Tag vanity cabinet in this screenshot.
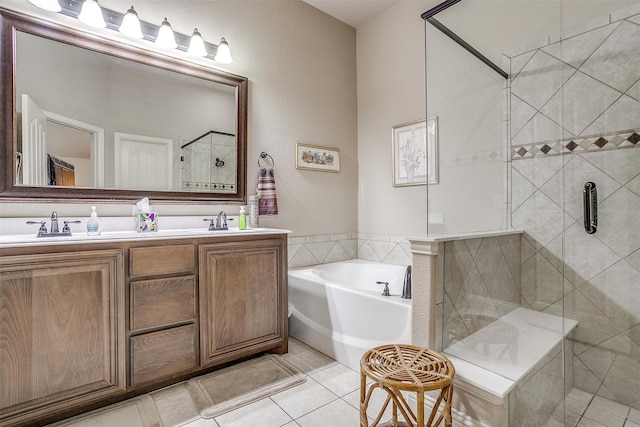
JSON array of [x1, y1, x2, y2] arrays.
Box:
[[0, 249, 126, 426], [199, 237, 288, 367], [0, 231, 287, 426]]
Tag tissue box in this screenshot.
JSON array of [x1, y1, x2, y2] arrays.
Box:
[[137, 212, 158, 232]]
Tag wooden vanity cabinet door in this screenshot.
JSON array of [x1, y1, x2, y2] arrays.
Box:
[[199, 237, 287, 366], [0, 249, 125, 426]]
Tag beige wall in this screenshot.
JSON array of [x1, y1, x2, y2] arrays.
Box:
[[0, 0, 358, 237], [356, 1, 435, 237]]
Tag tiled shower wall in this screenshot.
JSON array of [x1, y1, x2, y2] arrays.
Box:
[[440, 235, 521, 349], [509, 5, 640, 409], [287, 233, 411, 269]]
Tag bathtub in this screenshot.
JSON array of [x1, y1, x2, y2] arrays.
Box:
[[288, 260, 411, 371]]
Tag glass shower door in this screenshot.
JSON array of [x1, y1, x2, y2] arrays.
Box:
[[559, 3, 640, 425], [425, 1, 640, 426]]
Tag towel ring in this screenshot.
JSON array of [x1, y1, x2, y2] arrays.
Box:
[[258, 152, 274, 168]]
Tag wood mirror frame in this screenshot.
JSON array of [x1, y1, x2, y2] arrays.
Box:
[[0, 8, 248, 203]]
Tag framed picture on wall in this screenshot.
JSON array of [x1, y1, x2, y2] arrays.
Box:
[[392, 117, 438, 186], [295, 143, 341, 172]]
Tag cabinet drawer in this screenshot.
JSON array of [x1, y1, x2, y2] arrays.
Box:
[[130, 276, 195, 331], [130, 245, 194, 278], [130, 324, 196, 387]]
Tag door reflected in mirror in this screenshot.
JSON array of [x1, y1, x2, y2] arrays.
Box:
[[47, 121, 92, 187]]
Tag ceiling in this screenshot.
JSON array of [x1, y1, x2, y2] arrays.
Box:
[[302, 0, 401, 28]]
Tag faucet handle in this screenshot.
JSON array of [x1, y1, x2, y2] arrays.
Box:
[[376, 281, 390, 297], [26, 220, 47, 236], [62, 220, 81, 234], [203, 218, 216, 231]]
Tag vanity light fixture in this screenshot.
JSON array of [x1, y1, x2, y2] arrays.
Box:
[[77, 0, 106, 28], [214, 38, 233, 64], [155, 17, 177, 49], [25, 0, 233, 63], [119, 6, 143, 39], [187, 28, 208, 57], [28, 0, 61, 12]]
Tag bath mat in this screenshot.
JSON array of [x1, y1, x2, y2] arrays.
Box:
[[49, 394, 162, 427], [186, 354, 306, 418]]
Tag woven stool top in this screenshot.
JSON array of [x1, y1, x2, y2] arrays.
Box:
[[361, 344, 455, 392]]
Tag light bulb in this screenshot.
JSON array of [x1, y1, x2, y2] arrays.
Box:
[[119, 6, 143, 39], [187, 28, 208, 57], [28, 0, 61, 12], [155, 17, 177, 49], [214, 38, 233, 64], [78, 0, 106, 28]]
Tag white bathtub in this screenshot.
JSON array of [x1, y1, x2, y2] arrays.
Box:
[[288, 260, 411, 371]]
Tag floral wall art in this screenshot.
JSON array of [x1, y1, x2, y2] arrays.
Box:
[[295, 143, 341, 172], [392, 117, 438, 186]]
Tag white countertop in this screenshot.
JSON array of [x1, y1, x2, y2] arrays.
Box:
[[408, 229, 523, 243], [0, 226, 291, 248]]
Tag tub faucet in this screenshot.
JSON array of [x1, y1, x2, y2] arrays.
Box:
[[402, 265, 412, 299]]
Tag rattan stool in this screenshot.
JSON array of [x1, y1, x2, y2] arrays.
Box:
[[360, 344, 455, 427]]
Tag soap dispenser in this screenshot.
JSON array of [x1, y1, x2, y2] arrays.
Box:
[[238, 206, 247, 230], [87, 206, 101, 236]]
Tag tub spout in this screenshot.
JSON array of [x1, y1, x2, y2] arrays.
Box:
[[402, 265, 412, 299]]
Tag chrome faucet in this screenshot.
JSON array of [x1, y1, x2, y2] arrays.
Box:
[[204, 211, 229, 231], [50, 211, 59, 234], [401, 265, 412, 299], [26, 211, 80, 237], [216, 211, 227, 229]]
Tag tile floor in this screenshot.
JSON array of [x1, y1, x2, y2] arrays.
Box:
[[47, 337, 640, 427], [558, 388, 640, 427], [48, 338, 391, 427]]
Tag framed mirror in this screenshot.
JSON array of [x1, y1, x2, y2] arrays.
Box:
[[0, 8, 248, 203]]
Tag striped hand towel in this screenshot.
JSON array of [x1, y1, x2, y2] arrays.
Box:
[[256, 168, 278, 215]]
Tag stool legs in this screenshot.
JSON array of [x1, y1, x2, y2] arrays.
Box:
[[417, 392, 424, 427], [360, 372, 369, 427], [360, 382, 454, 427], [425, 385, 454, 427]]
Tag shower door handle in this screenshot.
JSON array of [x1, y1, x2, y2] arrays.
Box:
[[583, 182, 597, 234]]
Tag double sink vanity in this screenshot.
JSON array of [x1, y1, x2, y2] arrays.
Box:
[[0, 5, 283, 425], [0, 225, 289, 426]]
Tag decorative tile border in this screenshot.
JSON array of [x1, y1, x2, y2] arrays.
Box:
[[182, 181, 236, 192], [453, 149, 503, 166], [512, 129, 640, 160]]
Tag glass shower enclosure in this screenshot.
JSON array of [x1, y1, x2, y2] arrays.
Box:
[[180, 130, 237, 193], [424, 1, 640, 425]]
